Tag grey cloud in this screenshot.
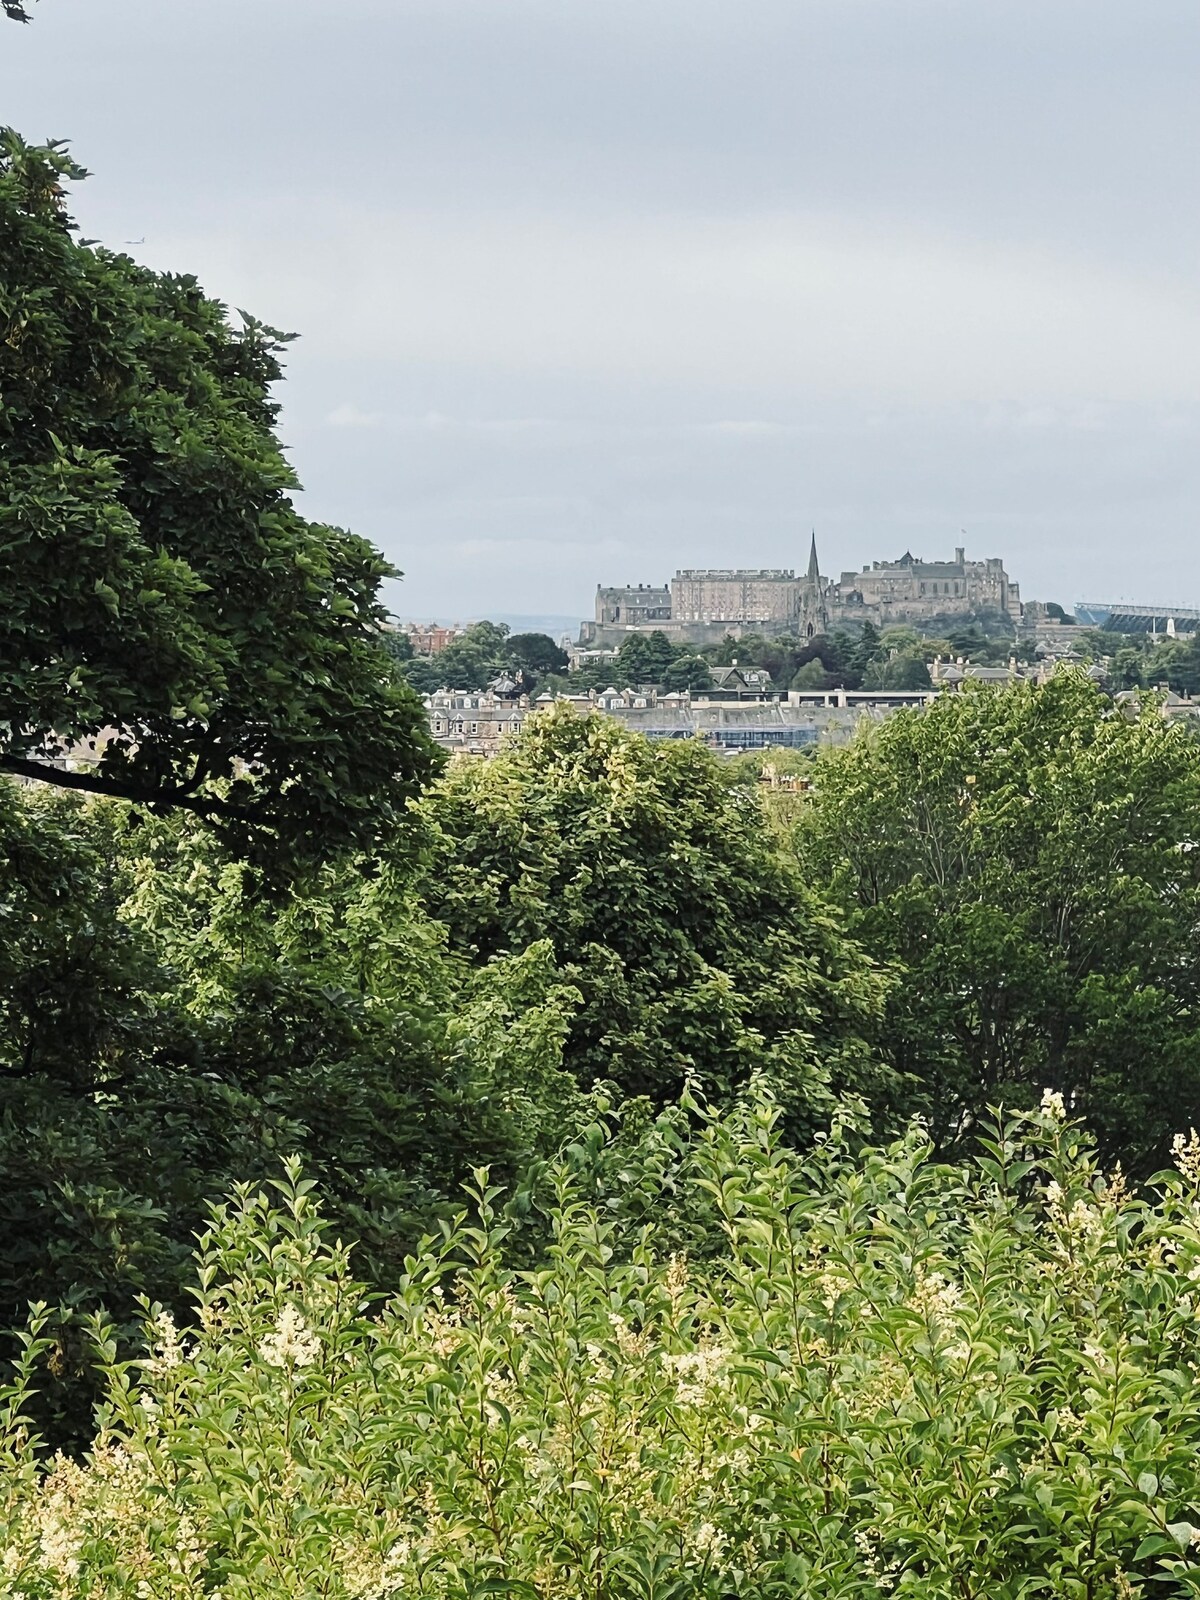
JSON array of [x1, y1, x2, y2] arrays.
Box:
[[5, 0, 1199, 618]]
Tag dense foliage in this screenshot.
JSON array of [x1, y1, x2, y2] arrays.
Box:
[[420, 705, 888, 1120], [0, 785, 584, 1442], [1089, 628, 1200, 697], [0, 133, 438, 867], [10, 1099, 1200, 1596], [562, 620, 1034, 696], [795, 673, 1200, 1166], [400, 622, 568, 695]]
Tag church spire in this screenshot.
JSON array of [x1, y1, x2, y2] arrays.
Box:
[[806, 530, 820, 583]]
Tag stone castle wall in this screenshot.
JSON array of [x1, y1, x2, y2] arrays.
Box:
[[587, 548, 1019, 641]]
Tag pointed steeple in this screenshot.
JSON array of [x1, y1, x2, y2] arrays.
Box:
[[806, 530, 820, 583]]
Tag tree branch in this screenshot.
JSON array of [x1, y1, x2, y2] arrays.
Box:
[[0, 753, 249, 821]]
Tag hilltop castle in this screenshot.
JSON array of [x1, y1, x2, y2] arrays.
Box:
[[580, 538, 1021, 645]]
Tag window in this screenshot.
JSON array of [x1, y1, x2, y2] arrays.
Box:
[[469, 721, 479, 735]]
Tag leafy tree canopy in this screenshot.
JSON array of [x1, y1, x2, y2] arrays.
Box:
[[861, 653, 933, 691], [506, 631, 569, 676], [790, 657, 829, 690], [419, 706, 890, 1126], [0, 781, 582, 1442], [0, 134, 439, 867], [400, 622, 566, 694], [616, 629, 679, 686], [795, 672, 1200, 1165], [663, 653, 714, 693]]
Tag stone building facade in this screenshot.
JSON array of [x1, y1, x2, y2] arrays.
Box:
[[830, 547, 1020, 626], [586, 536, 828, 645], [593, 584, 672, 627], [425, 689, 528, 756], [671, 569, 797, 626], [582, 539, 1018, 645]]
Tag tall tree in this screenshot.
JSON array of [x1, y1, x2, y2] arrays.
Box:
[[0, 134, 439, 867], [420, 705, 889, 1127], [506, 632, 569, 677], [663, 653, 713, 692], [618, 630, 678, 685], [794, 673, 1200, 1166], [0, 783, 582, 1444]]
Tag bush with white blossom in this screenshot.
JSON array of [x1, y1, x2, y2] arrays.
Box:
[[6, 1097, 1200, 1596]]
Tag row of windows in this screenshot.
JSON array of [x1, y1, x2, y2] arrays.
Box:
[[432, 719, 523, 736], [676, 611, 776, 623]]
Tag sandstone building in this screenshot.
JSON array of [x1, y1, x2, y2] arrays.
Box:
[[583, 538, 1020, 645], [832, 547, 1019, 627]]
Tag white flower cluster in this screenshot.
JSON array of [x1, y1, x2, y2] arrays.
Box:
[[1043, 1181, 1105, 1244], [133, 1512, 208, 1596], [35, 1454, 86, 1585], [908, 1267, 963, 1329], [663, 1343, 729, 1406], [853, 1526, 901, 1592], [1174, 1129, 1200, 1185], [692, 1520, 727, 1562], [340, 1538, 413, 1600], [259, 1303, 321, 1369], [1040, 1088, 1067, 1121], [144, 1310, 185, 1379], [818, 1267, 855, 1313]]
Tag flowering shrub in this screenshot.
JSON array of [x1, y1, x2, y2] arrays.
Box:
[[7, 1097, 1200, 1596]]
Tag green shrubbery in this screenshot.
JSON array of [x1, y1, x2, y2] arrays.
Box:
[[7, 1097, 1200, 1596], [6, 680, 1200, 1453]]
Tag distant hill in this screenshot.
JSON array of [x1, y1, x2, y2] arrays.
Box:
[[489, 614, 582, 639]]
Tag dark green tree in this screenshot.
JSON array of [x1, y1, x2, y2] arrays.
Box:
[[946, 624, 991, 660], [401, 620, 512, 693], [1148, 634, 1200, 697], [379, 627, 415, 664], [663, 653, 714, 693], [0, 134, 439, 868], [617, 630, 679, 685], [847, 621, 883, 677], [1107, 645, 1146, 692], [790, 657, 830, 690], [861, 654, 933, 691], [0, 782, 582, 1443], [506, 632, 569, 677], [795, 673, 1200, 1167]]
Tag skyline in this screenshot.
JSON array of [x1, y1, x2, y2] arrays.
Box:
[[6, 0, 1200, 617]]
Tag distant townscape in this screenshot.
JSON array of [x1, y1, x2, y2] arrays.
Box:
[[390, 538, 1200, 761]]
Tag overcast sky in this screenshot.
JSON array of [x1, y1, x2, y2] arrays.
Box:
[[7, 0, 1200, 623]]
